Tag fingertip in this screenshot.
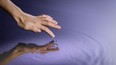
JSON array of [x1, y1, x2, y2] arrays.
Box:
[[52, 35, 55, 38], [48, 32, 55, 38], [50, 20, 58, 25], [54, 20, 58, 24], [55, 25, 61, 30], [33, 28, 41, 33], [42, 14, 47, 17], [37, 29, 41, 33], [58, 26, 61, 29], [54, 22, 58, 24], [40, 25, 56, 38]]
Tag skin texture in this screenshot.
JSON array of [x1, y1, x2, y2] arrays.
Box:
[[0, 40, 59, 65], [0, 0, 61, 38]]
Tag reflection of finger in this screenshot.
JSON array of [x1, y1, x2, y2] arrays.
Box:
[[42, 21, 61, 29], [39, 51, 48, 54], [47, 48, 59, 52], [31, 48, 37, 54], [40, 25, 55, 38]]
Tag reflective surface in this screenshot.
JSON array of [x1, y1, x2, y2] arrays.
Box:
[[0, 40, 59, 65], [0, 33, 109, 65], [0, 0, 115, 65]]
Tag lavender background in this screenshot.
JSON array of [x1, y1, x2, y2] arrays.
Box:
[[0, 0, 116, 65]]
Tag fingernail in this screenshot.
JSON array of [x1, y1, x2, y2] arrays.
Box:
[[38, 30, 41, 32], [57, 26, 61, 29], [54, 20, 58, 24], [52, 35, 55, 38]]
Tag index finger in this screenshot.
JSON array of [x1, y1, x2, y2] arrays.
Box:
[[40, 25, 55, 38]]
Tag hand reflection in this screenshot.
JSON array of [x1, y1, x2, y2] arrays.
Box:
[[0, 40, 59, 65], [12, 40, 59, 55]]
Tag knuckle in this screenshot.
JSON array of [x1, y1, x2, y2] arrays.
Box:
[[46, 21, 50, 25], [43, 21, 48, 24], [43, 27, 48, 31]]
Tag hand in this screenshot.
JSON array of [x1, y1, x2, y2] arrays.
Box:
[[0, 0, 61, 38], [14, 13, 61, 38]]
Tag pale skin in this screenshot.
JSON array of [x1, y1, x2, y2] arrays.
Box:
[[0, 41, 59, 65], [0, 0, 60, 65], [0, 0, 61, 38]]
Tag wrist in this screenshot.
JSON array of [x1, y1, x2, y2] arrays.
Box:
[[12, 9, 24, 23], [0, 0, 24, 23]]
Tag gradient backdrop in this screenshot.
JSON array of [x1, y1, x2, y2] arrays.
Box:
[[0, 0, 116, 65]]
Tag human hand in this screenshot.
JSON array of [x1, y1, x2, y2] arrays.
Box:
[[0, 0, 61, 38], [14, 13, 61, 38]]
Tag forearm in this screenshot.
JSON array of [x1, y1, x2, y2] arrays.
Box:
[[0, 0, 23, 19]]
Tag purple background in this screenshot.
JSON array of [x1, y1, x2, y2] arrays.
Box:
[[0, 0, 116, 65]]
